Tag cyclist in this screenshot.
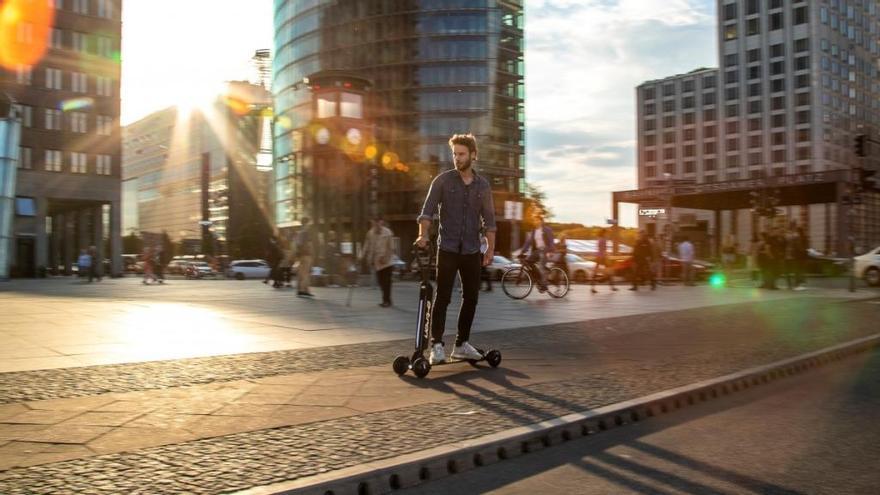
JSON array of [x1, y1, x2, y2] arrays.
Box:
[[417, 133, 496, 365], [520, 212, 556, 292]]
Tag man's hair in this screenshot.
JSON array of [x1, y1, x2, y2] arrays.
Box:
[[448, 133, 478, 156]]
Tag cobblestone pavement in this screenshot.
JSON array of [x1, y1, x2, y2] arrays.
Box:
[[0, 297, 877, 494]]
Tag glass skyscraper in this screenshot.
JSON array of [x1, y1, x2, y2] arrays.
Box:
[[272, 0, 524, 252]]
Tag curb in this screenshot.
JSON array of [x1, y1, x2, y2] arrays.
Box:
[[232, 333, 880, 495]]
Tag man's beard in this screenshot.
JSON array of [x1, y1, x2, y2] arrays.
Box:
[[454, 157, 472, 171]]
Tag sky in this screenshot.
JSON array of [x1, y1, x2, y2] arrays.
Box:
[[120, 0, 718, 228]]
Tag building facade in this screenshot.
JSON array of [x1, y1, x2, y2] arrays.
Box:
[[0, 0, 123, 277], [122, 82, 274, 259], [272, 0, 525, 254], [620, 0, 880, 257]]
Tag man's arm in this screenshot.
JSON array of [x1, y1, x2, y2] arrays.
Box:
[[480, 180, 497, 265], [483, 231, 495, 266], [416, 175, 443, 248]]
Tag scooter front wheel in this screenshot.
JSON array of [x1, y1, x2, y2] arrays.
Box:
[[486, 350, 502, 368], [392, 356, 410, 376]]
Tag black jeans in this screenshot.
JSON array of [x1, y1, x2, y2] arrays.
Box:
[[376, 265, 393, 304], [431, 250, 481, 347]]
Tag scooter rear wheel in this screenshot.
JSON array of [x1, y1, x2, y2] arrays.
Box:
[[392, 356, 410, 376], [412, 357, 431, 378], [486, 350, 502, 368]]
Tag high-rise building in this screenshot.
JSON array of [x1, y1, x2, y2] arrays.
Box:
[[0, 0, 123, 277], [616, 0, 880, 257], [272, 0, 525, 253], [122, 81, 274, 258]]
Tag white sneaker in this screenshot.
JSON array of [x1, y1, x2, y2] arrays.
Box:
[[429, 343, 446, 364], [451, 341, 483, 360]]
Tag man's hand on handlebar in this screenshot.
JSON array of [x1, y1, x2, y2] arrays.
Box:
[[415, 235, 429, 249]]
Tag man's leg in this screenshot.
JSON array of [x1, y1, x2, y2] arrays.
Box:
[[455, 252, 482, 346], [431, 250, 457, 344], [378, 266, 392, 304], [299, 256, 312, 293]]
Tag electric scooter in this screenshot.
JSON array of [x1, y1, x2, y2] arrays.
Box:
[[392, 243, 502, 378]]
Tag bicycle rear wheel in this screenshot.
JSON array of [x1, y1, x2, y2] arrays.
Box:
[[546, 267, 570, 298], [501, 267, 532, 299]]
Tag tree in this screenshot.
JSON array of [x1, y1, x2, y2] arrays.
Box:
[[524, 182, 553, 226], [122, 231, 143, 254]]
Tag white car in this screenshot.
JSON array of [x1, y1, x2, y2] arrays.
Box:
[[227, 259, 271, 280], [486, 255, 514, 280], [559, 253, 597, 283], [855, 246, 880, 287]]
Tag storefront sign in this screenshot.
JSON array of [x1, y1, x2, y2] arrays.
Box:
[[638, 208, 666, 217]]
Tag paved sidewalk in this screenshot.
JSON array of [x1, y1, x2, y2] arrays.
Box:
[[0, 296, 877, 494], [1, 277, 875, 372]]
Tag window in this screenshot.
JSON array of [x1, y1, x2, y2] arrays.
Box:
[[772, 96, 786, 110], [772, 149, 787, 162], [703, 75, 716, 88], [643, 87, 656, 100], [97, 115, 113, 135], [645, 135, 656, 146], [796, 147, 811, 160], [772, 132, 785, 145], [769, 12, 783, 31], [71, 71, 87, 93], [771, 114, 786, 127], [793, 6, 808, 25], [683, 113, 695, 125], [747, 18, 760, 36], [746, 0, 759, 15], [726, 103, 739, 117], [748, 100, 762, 114], [702, 92, 716, 105], [770, 44, 785, 58], [11, 104, 32, 127], [45, 108, 62, 130], [795, 74, 810, 88], [663, 116, 676, 128], [71, 32, 87, 53], [18, 147, 32, 169], [97, 0, 113, 19], [97, 37, 113, 58], [704, 142, 716, 154], [340, 92, 362, 118], [663, 100, 675, 112], [684, 145, 695, 157], [704, 125, 716, 138], [726, 138, 739, 152], [796, 129, 811, 142], [796, 110, 810, 124], [96, 76, 113, 96], [748, 82, 761, 97], [317, 94, 337, 118], [770, 61, 784, 76], [725, 70, 738, 84], [50, 28, 63, 49], [45, 68, 62, 89], [725, 53, 739, 67], [645, 166, 656, 177], [663, 131, 675, 144], [771, 79, 785, 92], [748, 135, 762, 148], [748, 65, 761, 79], [663, 148, 676, 160], [723, 3, 737, 21], [70, 152, 87, 173], [748, 152, 762, 166], [645, 120, 656, 131], [96, 155, 112, 175], [15, 64, 33, 85], [726, 87, 739, 100], [726, 155, 740, 167], [45, 150, 62, 172], [794, 38, 809, 53], [645, 150, 656, 161], [724, 24, 738, 40], [726, 121, 739, 134], [704, 158, 716, 171], [748, 118, 761, 131], [683, 129, 696, 141], [795, 92, 810, 106], [662, 83, 674, 97], [664, 163, 676, 175], [682, 80, 695, 92], [70, 112, 87, 133], [15, 197, 36, 216], [682, 96, 694, 109], [72, 0, 88, 14], [644, 103, 655, 115], [747, 48, 761, 62], [795, 56, 809, 71], [685, 161, 695, 174], [703, 108, 716, 121]]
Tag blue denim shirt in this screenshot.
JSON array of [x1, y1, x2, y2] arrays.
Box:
[[418, 169, 497, 255]]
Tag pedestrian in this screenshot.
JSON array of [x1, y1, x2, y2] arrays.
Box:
[[87, 245, 102, 282], [417, 133, 496, 365], [649, 234, 663, 287], [591, 228, 617, 293], [278, 237, 294, 288], [264, 236, 283, 288], [154, 247, 166, 283], [678, 235, 695, 286], [324, 231, 342, 288], [363, 217, 395, 307], [747, 235, 760, 284], [758, 232, 777, 289], [629, 230, 655, 290], [295, 218, 315, 297], [769, 227, 786, 289], [721, 234, 737, 286], [786, 224, 808, 290], [77, 248, 92, 282], [142, 246, 159, 284], [555, 233, 569, 281]]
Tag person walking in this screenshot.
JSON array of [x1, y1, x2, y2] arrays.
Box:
[[141, 246, 159, 284], [678, 235, 695, 286], [363, 218, 395, 307], [154, 247, 167, 284], [591, 228, 617, 293], [324, 231, 342, 288], [278, 237, 294, 288], [264, 236, 283, 288], [758, 232, 777, 289], [721, 234, 737, 287], [87, 245, 102, 282], [747, 235, 761, 285], [295, 218, 315, 297], [77, 248, 92, 282], [417, 133, 496, 365], [629, 231, 655, 290]]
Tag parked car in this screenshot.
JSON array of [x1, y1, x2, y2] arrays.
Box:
[[854, 246, 880, 286], [613, 255, 714, 281], [557, 253, 597, 283], [804, 249, 848, 276], [486, 255, 514, 280], [184, 261, 217, 279], [165, 259, 190, 275], [226, 259, 271, 280]]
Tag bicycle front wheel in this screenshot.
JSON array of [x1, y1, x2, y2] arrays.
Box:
[[546, 267, 570, 298], [501, 267, 532, 299]]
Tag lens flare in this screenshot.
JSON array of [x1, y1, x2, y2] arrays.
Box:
[[61, 97, 94, 112], [364, 145, 378, 160], [709, 272, 726, 288], [0, 0, 55, 69]]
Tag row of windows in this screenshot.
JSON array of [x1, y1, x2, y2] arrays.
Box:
[[18, 147, 113, 175], [641, 74, 716, 100], [645, 126, 812, 147], [645, 137, 812, 160], [416, 13, 488, 34], [645, 105, 813, 131], [645, 163, 812, 179], [645, 146, 813, 167], [416, 90, 487, 111], [48, 0, 115, 19], [722, 2, 809, 41], [11, 65, 115, 96], [416, 65, 489, 86], [11, 105, 115, 135], [417, 39, 488, 60], [16, 24, 116, 57]]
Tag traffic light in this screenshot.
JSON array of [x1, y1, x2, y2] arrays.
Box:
[[854, 134, 867, 157]]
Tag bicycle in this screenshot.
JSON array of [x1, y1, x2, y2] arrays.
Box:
[[501, 256, 570, 299]]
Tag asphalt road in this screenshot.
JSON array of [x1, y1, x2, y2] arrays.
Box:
[[401, 347, 880, 495]]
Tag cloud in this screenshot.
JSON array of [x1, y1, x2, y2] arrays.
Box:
[[525, 0, 716, 226]]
